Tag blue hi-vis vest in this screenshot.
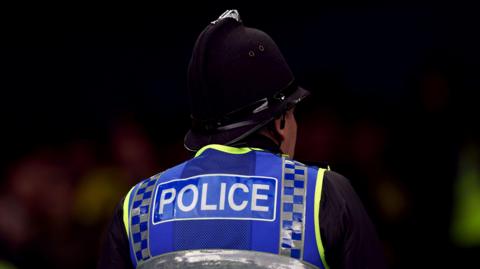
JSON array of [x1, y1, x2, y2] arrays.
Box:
[[123, 145, 328, 269]]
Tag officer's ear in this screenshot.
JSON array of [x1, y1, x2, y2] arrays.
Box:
[[274, 108, 297, 157], [273, 110, 293, 142]]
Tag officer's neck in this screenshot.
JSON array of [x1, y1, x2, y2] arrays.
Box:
[[230, 133, 282, 154]]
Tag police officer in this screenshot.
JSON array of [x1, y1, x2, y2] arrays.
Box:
[[98, 10, 387, 269]]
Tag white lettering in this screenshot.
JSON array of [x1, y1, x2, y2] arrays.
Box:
[[201, 183, 217, 210], [252, 184, 269, 212], [177, 184, 198, 212], [159, 188, 176, 214], [229, 183, 249, 211], [219, 182, 226, 210]]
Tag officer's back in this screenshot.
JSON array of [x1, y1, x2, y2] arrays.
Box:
[[98, 10, 387, 269]]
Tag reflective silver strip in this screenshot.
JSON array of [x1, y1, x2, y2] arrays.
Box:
[[279, 157, 308, 260], [130, 173, 162, 266]]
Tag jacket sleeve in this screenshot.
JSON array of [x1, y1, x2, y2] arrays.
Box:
[[97, 198, 134, 269], [320, 171, 387, 269]]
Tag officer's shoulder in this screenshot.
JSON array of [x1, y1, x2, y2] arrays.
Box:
[[133, 154, 206, 191], [126, 172, 162, 198], [321, 170, 359, 202], [297, 160, 353, 191], [149, 158, 193, 182]]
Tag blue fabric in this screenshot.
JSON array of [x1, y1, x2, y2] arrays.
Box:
[[284, 187, 294, 195], [127, 148, 325, 269], [291, 249, 301, 258], [294, 180, 304, 188]]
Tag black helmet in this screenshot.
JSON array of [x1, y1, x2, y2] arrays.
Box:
[[184, 10, 310, 151]]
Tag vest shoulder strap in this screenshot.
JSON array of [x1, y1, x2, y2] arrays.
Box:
[[314, 167, 329, 269], [123, 185, 136, 235], [123, 172, 164, 236]]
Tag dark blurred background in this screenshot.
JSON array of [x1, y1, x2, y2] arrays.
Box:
[[0, 3, 479, 269]]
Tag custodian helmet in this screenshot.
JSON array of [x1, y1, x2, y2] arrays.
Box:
[[184, 10, 310, 151]]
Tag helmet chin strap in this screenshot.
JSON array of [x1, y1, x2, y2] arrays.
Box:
[[280, 113, 286, 130]]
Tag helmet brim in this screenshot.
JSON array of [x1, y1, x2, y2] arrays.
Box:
[[184, 86, 310, 152]]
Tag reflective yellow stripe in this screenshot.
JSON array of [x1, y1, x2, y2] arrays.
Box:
[[194, 144, 263, 157], [314, 168, 329, 269], [123, 186, 136, 235]]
